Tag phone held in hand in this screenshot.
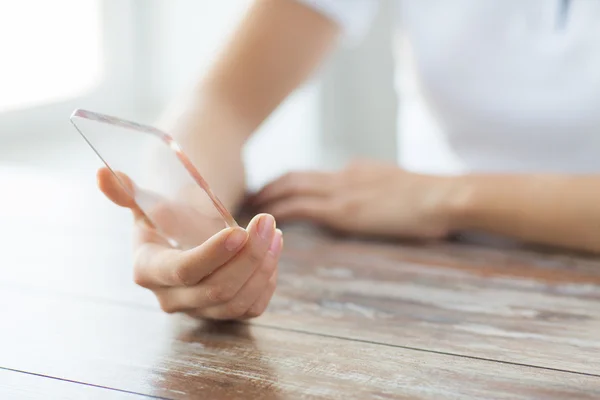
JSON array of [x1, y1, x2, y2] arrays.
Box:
[[70, 108, 237, 249]]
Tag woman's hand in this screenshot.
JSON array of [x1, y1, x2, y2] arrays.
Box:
[[253, 160, 461, 239], [97, 167, 282, 320]]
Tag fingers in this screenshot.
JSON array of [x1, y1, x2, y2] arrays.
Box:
[[97, 167, 146, 222], [199, 232, 281, 320], [243, 269, 278, 319], [153, 214, 278, 314], [97, 167, 135, 208], [133, 226, 249, 288], [260, 196, 333, 224], [252, 171, 332, 207], [98, 167, 187, 246]]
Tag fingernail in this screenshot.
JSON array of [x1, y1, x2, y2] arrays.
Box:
[[258, 214, 275, 240], [225, 228, 247, 251], [269, 229, 283, 255]]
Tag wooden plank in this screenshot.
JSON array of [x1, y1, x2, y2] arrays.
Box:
[[3, 216, 600, 376], [261, 225, 600, 375], [0, 369, 151, 399], [0, 288, 598, 400], [2, 168, 600, 375]]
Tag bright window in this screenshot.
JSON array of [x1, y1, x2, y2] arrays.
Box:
[[0, 0, 102, 112]]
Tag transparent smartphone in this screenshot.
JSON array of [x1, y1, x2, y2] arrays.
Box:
[[70, 109, 237, 249]]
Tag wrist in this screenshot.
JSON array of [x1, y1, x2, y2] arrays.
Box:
[[439, 174, 519, 234], [433, 174, 479, 234]]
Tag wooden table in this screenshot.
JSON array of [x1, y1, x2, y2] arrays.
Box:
[[1, 166, 599, 399]]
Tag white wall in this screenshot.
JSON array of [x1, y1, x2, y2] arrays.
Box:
[[0, 0, 141, 143], [133, 0, 398, 182], [318, 0, 398, 169], [134, 0, 322, 190], [0, 0, 396, 188]]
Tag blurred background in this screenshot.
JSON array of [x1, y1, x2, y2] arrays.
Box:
[[0, 0, 401, 298], [0, 0, 398, 192]]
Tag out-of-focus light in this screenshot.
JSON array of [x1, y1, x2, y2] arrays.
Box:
[[0, 0, 102, 112]]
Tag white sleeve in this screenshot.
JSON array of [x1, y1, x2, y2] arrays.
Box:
[[294, 0, 379, 44]]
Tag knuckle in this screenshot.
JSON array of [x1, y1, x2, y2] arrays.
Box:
[[156, 297, 178, 314], [260, 260, 277, 278], [206, 284, 235, 303], [132, 264, 149, 288], [205, 284, 223, 303], [336, 197, 360, 215], [174, 261, 194, 286], [245, 305, 265, 318], [247, 247, 266, 265], [225, 301, 248, 319], [160, 303, 178, 314]]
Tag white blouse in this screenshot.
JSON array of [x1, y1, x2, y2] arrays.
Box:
[[297, 0, 600, 174]]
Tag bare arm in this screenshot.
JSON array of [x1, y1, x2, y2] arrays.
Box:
[[253, 161, 600, 254], [94, 0, 338, 320], [158, 0, 339, 211], [448, 174, 600, 253]]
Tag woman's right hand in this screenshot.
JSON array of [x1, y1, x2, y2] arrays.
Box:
[[97, 167, 282, 320]]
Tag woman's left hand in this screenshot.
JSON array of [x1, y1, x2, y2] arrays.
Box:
[[252, 161, 463, 239]]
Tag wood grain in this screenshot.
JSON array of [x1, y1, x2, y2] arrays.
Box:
[[0, 369, 150, 399], [2, 167, 600, 398], [3, 214, 599, 376], [0, 288, 598, 400], [258, 224, 600, 375]]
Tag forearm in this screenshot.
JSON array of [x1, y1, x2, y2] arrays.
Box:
[[446, 174, 600, 253], [156, 0, 338, 211], [199, 0, 339, 134], [157, 95, 248, 211]]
